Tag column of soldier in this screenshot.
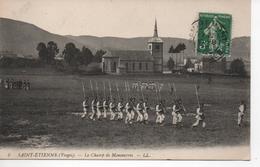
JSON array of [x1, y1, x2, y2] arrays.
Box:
[[80, 80, 208, 128], [0, 78, 31, 90]]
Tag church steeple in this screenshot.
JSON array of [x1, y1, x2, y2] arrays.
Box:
[[153, 19, 158, 37]]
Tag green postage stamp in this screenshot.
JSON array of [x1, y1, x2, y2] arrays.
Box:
[[197, 13, 232, 57]]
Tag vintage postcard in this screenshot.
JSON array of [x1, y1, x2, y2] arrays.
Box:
[[0, 0, 250, 160]]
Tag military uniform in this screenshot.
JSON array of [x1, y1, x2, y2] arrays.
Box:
[[103, 100, 109, 118], [109, 101, 116, 120], [192, 106, 206, 128], [238, 102, 246, 127], [81, 99, 89, 118], [96, 100, 102, 120], [143, 102, 149, 123], [136, 102, 144, 122], [90, 99, 97, 120], [117, 102, 124, 120], [125, 102, 132, 124]]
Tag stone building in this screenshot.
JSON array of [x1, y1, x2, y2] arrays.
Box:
[[102, 20, 163, 74]]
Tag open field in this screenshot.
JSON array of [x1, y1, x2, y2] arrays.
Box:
[[0, 68, 250, 148]]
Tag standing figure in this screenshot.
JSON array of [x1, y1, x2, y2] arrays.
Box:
[[90, 98, 97, 120], [130, 97, 136, 121], [171, 100, 178, 127], [125, 101, 132, 124], [5, 78, 9, 89], [23, 80, 27, 90], [26, 80, 30, 90], [117, 98, 124, 120], [238, 100, 246, 127], [143, 100, 149, 124], [155, 101, 165, 125], [102, 97, 109, 118], [192, 104, 206, 128], [109, 98, 116, 120], [10, 78, 14, 89], [18, 80, 23, 89], [81, 98, 89, 119], [176, 99, 184, 127], [136, 99, 144, 123], [96, 99, 102, 120]]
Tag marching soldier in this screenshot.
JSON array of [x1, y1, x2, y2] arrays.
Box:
[[176, 99, 184, 127], [26, 80, 30, 90], [125, 100, 132, 124], [130, 97, 136, 121], [171, 100, 178, 127], [109, 98, 116, 120], [136, 99, 144, 123], [238, 100, 246, 127], [81, 97, 89, 119], [23, 80, 27, 90], [18, 80, 23, 89], [155, 101, 165, 125], [142, 99, 149, 124], [192, 104, 206, 128], [117, 98, 124, 120], [90, 97, 97, 120], [5, 78, 9, 89], [96, 98, 103, 120], [10, 78, 14, 89], [103, 97, 109, 118]]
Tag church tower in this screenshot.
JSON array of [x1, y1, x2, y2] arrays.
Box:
[[148, 19, 163, 73]]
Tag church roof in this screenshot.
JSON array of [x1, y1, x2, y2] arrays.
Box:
[[148, 19, 163, 43], [148, 37, 163, 43], [103, 50, 154, 61]]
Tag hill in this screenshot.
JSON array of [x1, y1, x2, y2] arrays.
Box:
[[0, 18, 250, 62], [0, 18, 84, 58]]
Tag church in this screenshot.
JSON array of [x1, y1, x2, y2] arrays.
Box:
[[102, 20, 163, 74]]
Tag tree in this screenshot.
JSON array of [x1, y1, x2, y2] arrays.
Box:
[[79, 46, 94, 65], [230, 58, 246, 76], [184, 58, 193, 69], [47, 41, 59, 63], [168, 45, 175, 58], [36, 42, 48, 62], [93, 49, 106, 63], [168, 45, 177, 69], [167, 57, 175, 71], [175, 43, 186, 66], [63, 42, 81, 69]]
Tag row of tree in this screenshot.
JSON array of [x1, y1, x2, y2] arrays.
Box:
[[36, 41, 106, 69]]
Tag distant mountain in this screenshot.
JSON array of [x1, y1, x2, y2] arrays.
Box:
[[230, 36, 250, 62], [0, 18, 250, 62], [0, 18, 84, 58]]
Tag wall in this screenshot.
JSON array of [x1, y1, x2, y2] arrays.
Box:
[[120, 60, 154, 73]]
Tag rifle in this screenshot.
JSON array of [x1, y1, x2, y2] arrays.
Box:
[[81, 81, 86, 99], [90, 80, 94, 98], [115, 81, 120, 101], [195, 84, 200, 107], [103, 81, 106, 100], [173, 82, 187, 112], [95, 80, 99, 100], [108, 80, 112, 101]]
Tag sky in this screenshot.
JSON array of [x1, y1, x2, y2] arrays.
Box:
[[0, 0, 251, 38]]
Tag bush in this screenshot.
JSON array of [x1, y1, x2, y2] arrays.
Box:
[[230, 58, 246, 76]]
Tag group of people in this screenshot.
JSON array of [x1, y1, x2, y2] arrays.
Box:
[[81, 96, 209, 128], [0, 78, 31, 90]]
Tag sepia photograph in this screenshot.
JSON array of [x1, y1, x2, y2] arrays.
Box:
[[0, 0, 251, 160]]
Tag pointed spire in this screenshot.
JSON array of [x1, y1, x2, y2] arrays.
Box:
[[153, 18, 158, 37]]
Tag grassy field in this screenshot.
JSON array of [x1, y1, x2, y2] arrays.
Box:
[[0, 68, 250, 148]]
